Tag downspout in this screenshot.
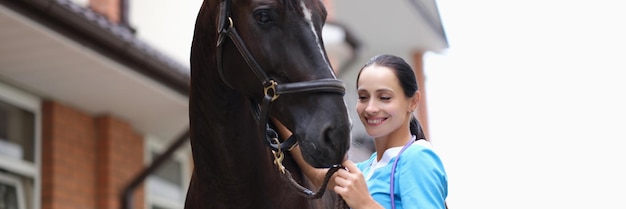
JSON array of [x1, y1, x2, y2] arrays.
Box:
[[119, 0, 134, 33], [119, 0, 128, 27], [120, 128, 190, 209]]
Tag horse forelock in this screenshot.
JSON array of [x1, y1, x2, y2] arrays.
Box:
[[284, 0, 327, 15]]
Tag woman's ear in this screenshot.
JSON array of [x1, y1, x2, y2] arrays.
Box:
[[409, 91, 421, 112]]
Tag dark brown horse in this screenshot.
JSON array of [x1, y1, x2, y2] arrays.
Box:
[[186, 0, 351, 208]]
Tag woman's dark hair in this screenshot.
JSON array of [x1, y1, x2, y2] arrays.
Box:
[[356, 54, 426, 140]]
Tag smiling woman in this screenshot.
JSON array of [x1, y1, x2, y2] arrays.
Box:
[[275, 54, 448, 209], [338, 54, 447, 209]]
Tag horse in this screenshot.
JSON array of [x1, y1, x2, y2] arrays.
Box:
[[186, 0, 352, 208]]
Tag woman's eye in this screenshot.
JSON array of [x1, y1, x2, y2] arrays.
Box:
[[255, 10, 271, 23], [380, 96, 391, 101], [358, 96, 368, 101]]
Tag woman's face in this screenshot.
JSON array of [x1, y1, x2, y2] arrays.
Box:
[[356, 65, 413, 139]]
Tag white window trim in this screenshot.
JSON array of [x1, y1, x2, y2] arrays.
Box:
[[0, 81, 41, 209], [0, 173, 27, 209], [144, 135, 191, 209]]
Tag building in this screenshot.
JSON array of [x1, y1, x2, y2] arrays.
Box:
[[0, 0, 191, 209], [0, 0, 445, 209]]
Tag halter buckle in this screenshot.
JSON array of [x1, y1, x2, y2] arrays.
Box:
[[264, 80, 280, 102]]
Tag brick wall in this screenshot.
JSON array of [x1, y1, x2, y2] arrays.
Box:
[[95, 115, 144, 209], [42, 101, 97, 209], [42, 101, 144, 209]]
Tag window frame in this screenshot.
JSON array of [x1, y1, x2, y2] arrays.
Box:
[[144, 136, 191, 209], [0, 82, 41, 209], [0, 173, 27, 209]]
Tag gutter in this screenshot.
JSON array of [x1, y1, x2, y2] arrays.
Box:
[[121, 129, 190, 209], [0, 0, 190, 96]]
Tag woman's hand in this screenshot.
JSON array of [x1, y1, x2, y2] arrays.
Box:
[[333, 160, 383, 209]]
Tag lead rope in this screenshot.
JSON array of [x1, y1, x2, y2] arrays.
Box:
[[335, 196, 349, 209], [270, 131, 348, 208], [279, 164, 349, 209], [266, 117, 349, 208]]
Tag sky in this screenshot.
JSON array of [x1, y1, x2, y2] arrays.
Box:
[[424, 0, 626, 208], [130, 0, 203, 67], [128, 0, 626, 208]]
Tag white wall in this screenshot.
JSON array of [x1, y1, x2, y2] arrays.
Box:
[[70, 0, 88, 7], [425, 0, 626, 208], [129, 0, 203, 69]]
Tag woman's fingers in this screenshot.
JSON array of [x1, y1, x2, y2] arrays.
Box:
[[334, 169, 350, 184], [333, 161, 361, 194], [342, 160, 359, 174], [333, 160, 378, 208]]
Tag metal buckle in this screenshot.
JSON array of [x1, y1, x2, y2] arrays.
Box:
[[264, 80, 280, 102]]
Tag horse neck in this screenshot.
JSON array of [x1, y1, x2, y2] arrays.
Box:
[[189, 65, 268, 169], [188, 2, 271, 180], [187, 65, 314, 208]]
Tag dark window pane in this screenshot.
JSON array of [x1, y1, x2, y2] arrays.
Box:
[[0, 100, 35, 163], [0, 182, 19, 209]]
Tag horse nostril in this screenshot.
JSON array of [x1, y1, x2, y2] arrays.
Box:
[[323, 128, 334, 146], [323, 126, 349, 152]]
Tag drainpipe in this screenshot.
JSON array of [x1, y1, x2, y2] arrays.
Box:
[[119, 0, 133, 32], [120, 128, 190, 209]]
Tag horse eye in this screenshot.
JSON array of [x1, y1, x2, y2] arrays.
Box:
[[254, 10, 271, 24]]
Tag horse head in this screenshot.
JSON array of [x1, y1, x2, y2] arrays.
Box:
[[194, 0, 351, 168]]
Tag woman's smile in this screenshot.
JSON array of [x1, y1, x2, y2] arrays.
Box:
[[365, 117, 387, 126]]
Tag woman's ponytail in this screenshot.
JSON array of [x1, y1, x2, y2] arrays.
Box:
[[410, 117, 427, 141]]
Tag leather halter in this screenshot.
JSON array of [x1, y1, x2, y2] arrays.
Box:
[[213, 1, 348, 204], [215, 0, 346, 153]]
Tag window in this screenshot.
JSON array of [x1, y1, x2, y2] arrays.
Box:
[[0, 100, 35, 163], [0, 82, 40, 209], [0, 174, 27, 209], [145, 137, 191, 209]]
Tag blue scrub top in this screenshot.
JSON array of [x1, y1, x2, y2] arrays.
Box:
[[356, 140, 448, 209]]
